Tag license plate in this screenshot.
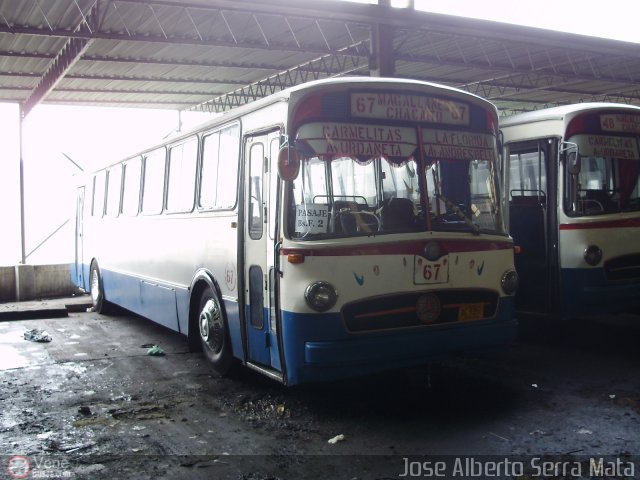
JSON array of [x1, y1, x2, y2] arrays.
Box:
[[458, 303, 484, 321], [413, 255, 449, 284]]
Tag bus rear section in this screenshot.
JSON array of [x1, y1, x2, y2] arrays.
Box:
[[502, 104, 640, 318]]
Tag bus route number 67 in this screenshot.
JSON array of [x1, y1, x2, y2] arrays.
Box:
[[413, 255, 449, 284]]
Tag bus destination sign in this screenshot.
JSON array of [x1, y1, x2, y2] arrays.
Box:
[[578, 134, 640, 160], [351, 92, 469, 125], [600, 113, 640, 134], [296, 122, 417, 161], [422, 129, 495, 162]]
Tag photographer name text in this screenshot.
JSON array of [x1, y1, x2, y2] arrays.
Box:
[[400, 457, 634, 478]]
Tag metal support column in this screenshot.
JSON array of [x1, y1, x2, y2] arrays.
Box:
[[370, 0, 395, 77], [18, 105, 26, 265]]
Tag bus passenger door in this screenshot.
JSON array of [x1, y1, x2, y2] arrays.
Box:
[[243, 131, 281, 370], [74, 186, 85, 290], [506, 141, 553, 315]]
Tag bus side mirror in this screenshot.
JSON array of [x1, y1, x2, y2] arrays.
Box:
[[277, 145, 300, 181], [567, 151, 581, 175]]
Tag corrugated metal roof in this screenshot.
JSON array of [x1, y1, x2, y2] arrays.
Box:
[[1, 0, 639, 117]]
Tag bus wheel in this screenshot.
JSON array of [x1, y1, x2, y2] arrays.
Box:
[[198, 288, 233, 375], [89, 262, 110, 314]]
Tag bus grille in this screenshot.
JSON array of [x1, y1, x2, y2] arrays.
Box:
[[605, 254, 640, 282], [342, 290, 499, 333]]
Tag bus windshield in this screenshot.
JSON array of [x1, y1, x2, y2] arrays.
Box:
[[287, 123, 503, 238], [565, 133, 640, 215]]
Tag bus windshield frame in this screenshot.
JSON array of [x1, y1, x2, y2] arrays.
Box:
[[563, 116, 640, 217], [285, 92, 504, 240]]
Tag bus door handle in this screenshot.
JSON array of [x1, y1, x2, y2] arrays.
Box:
[[274, 241, 283, 278]]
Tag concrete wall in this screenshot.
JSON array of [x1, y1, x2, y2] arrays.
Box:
[[0, 267, 16, 302], [0, 264, 81, 302]]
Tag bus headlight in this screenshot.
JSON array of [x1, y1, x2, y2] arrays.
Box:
[[584, 245, 603, 266], [501, 269, 519, 295], [304, 281, 338, 312]]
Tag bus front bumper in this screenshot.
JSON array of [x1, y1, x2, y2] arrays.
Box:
[[281, 311, 517, 385]]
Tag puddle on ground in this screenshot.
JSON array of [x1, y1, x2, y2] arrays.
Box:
[[0, 330, 50, 370]]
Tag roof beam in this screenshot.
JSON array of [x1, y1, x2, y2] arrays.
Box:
[[193, 42, 367, 113], [0, 50, 370, 73], [21, 2, 99, 117], [0, 0, 372, 57], [0, 23, 355, 55]]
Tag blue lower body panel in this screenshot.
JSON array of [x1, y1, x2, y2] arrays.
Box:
[[280, 299, 517, 385], [73, 263, 245, 361], [560, 268, 640, 317]]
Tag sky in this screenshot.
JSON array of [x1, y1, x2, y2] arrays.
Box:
[[0, 0, 638, 266]]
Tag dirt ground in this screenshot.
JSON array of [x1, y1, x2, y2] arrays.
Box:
[[1, 299, 639, 479]]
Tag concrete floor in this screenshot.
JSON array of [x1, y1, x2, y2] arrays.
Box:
[[1, 297, 639, 479]]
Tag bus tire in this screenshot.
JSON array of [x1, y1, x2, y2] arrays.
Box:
[[89, 261, 111, 314], [197, 287, 233, 376]]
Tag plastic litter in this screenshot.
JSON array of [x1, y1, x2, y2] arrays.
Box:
[[327, 434, 345, 444], [23, 328, 52, 343], [146, 344, 165, 356]]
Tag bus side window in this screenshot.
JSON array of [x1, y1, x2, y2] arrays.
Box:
[[200, 124, 240, 210], [106, 164, 122, 217], [508, 147, 547, 258], [141, 148, 166, 215], [122, 156, 142, 216], [248, 142, 264, 240], [167, 136, 198, 213], [92, 170, 106, 217], [200, 131, 220, 209], [509, 149, 546, 204], [269, 136, 280, 240]]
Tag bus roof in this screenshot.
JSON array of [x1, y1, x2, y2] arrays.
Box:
[[87, 76, 499, 174], [281, 76, 489, 101], [500, 102, 640, 128], [134, 76, 498, 157], [192, 75, 496, 129]]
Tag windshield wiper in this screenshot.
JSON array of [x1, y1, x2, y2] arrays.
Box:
[[435, 193, 480, 235]]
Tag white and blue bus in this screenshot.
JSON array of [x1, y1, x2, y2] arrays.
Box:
[[72, 77, 518, 385], [501, 103, 640, 319]]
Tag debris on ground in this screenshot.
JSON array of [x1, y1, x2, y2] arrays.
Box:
[[146, 344, 165, 356], [23, 328, 52, 342], [327, 434, 345, 444], [78, 406, 92, 416]]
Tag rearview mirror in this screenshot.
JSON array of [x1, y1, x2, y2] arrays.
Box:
[[567, 151, 581, 175], [560, 141, 581, 175], [277, 145, 300, 181]]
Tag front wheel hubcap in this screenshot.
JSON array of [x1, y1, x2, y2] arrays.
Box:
[[90, 270, 100, 304], [199, 298, 223, 353]]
